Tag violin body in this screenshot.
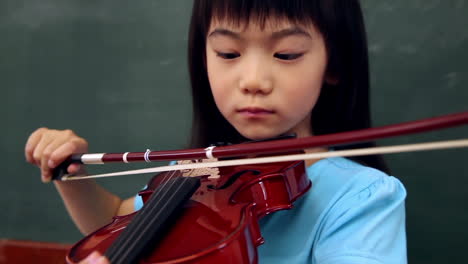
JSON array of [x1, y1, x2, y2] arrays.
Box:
[[66, 161, 311, 263]]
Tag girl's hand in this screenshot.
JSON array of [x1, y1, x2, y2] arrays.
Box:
[[25, 128, 88, 182], [78, 251, 109, 264]]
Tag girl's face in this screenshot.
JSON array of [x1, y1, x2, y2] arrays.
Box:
[[206, 18, 328, 140]]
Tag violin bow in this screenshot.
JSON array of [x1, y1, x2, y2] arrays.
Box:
[[53, 111, 468, 181]]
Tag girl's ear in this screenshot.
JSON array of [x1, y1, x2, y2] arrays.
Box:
[[324, 65, 339, 85], [325, 75, 339, 85]]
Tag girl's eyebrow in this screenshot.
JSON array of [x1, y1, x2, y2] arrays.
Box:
[[208, 26, 312, 40], [271, 27, 312, 40], [208, 28, 243, 40]]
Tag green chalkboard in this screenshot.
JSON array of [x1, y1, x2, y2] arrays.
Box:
[[1, 1, 467, 263]]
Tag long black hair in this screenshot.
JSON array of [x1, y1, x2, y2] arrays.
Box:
[[187, 0, 389, 173]]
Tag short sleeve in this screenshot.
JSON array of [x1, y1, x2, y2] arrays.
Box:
[[134, 185, 146, 211], [313, 175, 407, 264]]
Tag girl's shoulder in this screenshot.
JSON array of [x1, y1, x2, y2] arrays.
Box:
[[308, 156, 403, 194], [305, 157, 406, 216], [310, 156, 386, 180], [303, 157, 407, 263]]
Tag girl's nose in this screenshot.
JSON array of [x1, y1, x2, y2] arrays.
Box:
[[238, 61, 273, 95]]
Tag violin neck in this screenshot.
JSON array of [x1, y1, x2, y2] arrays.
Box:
[[105, 176, 200, 264]]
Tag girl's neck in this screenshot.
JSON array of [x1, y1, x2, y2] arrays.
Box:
[[304, 147, 328, 167]]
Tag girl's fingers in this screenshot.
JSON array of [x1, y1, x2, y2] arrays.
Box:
[[46, 141, 76, 169], [25, 128, 89, 182], [80, 251, 109, 264], [46, 139, 88, 180], [25, 127, 47, 165], [67, 163, 83, 175], [42, 142, 81, 182], [40, 139, 72, 181], [33, 132, 56, 169], [25, 128, 88, 182], [49, 138, 88, 168]]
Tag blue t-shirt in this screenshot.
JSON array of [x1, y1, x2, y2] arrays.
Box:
[[135, 157, 407, 263]]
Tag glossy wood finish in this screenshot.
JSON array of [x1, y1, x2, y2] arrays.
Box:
[[0, 239, 71, 264], [66, 161, 310, 263]]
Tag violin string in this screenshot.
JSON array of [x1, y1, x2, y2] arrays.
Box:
[[109, 169, 180, 262], [63, 139, 468, 181], [110, 162, 199, 261], [109, 176, 179, 262], [108, 168, 176, 259], [112, 177, 190, 263], [110, 167, 197, 262], [108, 180, 175, 261], [114, 168, 200, 262]]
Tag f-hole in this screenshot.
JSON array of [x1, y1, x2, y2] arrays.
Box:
[[208, 169, 261, 190]]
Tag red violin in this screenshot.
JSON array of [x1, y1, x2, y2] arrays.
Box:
[[65, 160, 310, 264]]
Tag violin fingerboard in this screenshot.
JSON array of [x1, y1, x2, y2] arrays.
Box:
[[105, 176, 200, 264]]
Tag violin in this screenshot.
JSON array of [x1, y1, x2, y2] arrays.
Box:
[[64, 160, 309, 263], [52, 111, 468, 264]]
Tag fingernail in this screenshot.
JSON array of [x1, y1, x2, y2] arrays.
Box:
[[94, 256, 108, 264], [48, 160, 55, 168], [86, 251, 101, 263], [41, 174, 50, 183]]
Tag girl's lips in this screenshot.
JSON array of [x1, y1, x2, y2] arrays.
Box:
[[237, 107, 275, 117]]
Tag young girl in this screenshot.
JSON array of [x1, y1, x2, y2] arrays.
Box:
[[25, 0, 407, 263]]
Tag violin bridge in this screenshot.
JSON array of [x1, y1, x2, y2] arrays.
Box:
[[177, 159, 220, 179]]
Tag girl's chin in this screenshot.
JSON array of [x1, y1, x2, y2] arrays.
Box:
[[237, 128, 289, 141]]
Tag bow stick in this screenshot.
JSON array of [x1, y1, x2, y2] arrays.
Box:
[[53, 111, 468, 181]]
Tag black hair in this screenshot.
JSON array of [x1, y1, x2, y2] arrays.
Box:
[[187, 0, 389, 173]]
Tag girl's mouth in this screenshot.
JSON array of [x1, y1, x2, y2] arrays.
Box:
[[237, 107, 275, 118]]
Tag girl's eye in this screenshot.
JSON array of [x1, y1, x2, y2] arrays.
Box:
[[274, 53, 303, 60], [216, 52, 240, 60]]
